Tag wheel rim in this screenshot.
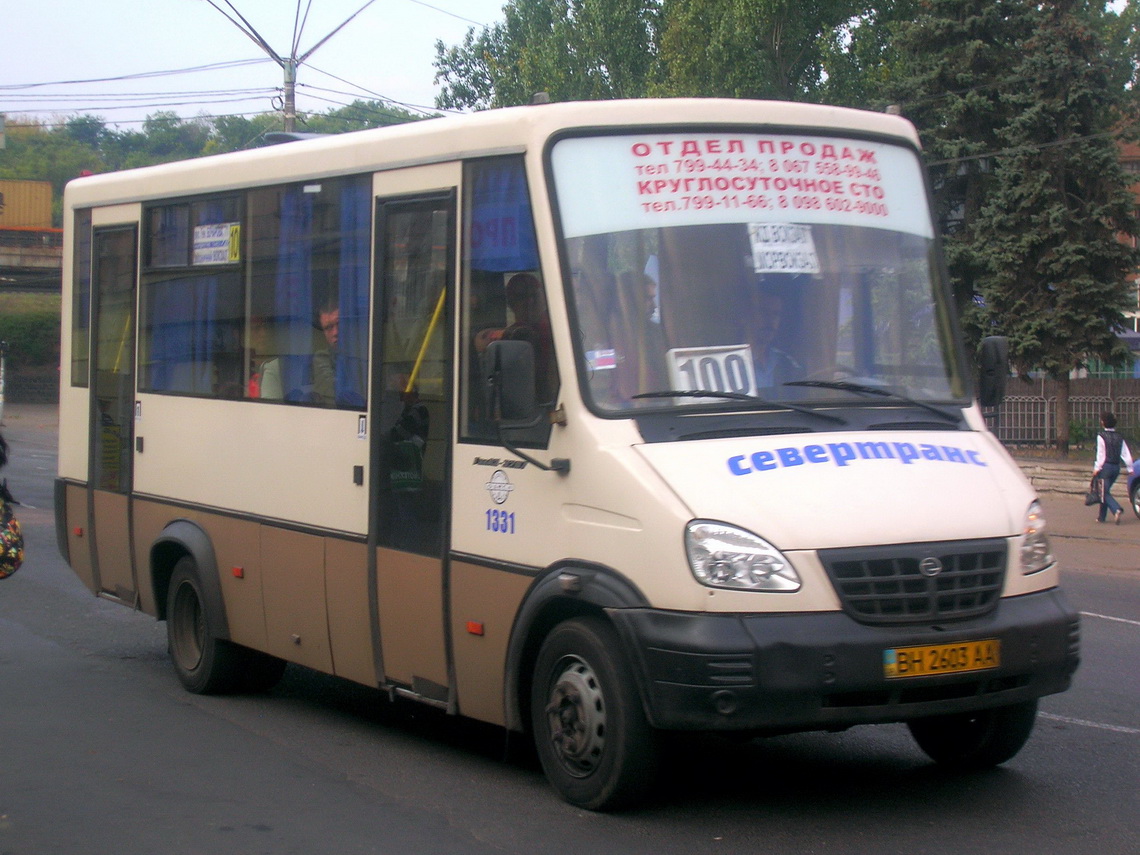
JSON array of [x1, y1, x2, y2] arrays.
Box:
[[542, 654, 607, 778], [170, 580, 205, 672]]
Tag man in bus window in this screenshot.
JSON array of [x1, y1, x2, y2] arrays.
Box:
[[311, 299, 339, 405]]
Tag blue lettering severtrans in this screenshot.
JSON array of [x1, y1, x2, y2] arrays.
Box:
[[726, 441, 988, 476]]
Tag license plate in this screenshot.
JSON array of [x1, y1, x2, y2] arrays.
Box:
[[883, 639, 1000, 679]]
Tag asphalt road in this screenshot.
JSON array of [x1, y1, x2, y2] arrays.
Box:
[[1, 404, 1137, 855]]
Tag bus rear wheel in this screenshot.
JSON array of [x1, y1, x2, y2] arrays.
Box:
[[907, 699, 1038, 769], [166, 557, 245, 694], [530, 616, 658, 810]]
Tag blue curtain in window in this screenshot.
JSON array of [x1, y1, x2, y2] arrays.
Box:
[[148, 275, 219, 394], [276, 186, 314, 401], [470, 161, 538, 273], [336, 180, 370, 408]]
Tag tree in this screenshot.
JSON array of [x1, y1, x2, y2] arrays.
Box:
[[435, 0, 890, 108], [654, 0, 868, 101], [884, 0, 1041, 316], [816, 0, 919, 107], [300, 100, 433, 134], [0, 100, 426, 226], [0, 119, 106, 224], [435, 0, 660, 109], [964, 0, 1139, 453]]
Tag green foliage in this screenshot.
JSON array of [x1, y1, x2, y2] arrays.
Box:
[[0, 310, 60, 369], [1069, 417, 1097, 447], [435, 0, 660, 109], [433, 0, 895, 108], [301, 100, 431, 133], [0, 101, 426, 225], [884, 0, 1041, 315], [961, 0, 1139, 381], [0, 121, 106, 224], [817, 0, 919, 107], [653, 0, 869, 101]]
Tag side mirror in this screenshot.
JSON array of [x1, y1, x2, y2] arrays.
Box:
[[978, 336, 1009, 408], [484, 339, 538, 425]]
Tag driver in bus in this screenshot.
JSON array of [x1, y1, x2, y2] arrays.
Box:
[[475, 272, 556, 404], [748, 286, 801, 389]]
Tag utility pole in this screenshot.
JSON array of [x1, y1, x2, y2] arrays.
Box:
[[283, 59, 298, 131], [203, 0, 380, 131]]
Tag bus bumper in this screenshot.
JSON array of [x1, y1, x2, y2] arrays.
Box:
[[607, 588, 1079, 732]]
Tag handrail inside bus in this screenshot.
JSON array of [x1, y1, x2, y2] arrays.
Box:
[[405, 286, 447, 396], [112, 312, 132, 375]]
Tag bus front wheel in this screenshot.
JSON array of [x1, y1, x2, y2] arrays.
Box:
[[530, 616, 658, 810], [907, 699, 1039, 769], [166, 556, 244, 695]]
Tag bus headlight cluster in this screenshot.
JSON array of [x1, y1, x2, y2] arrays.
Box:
[[1020, 500, 1054, 575], [685, 521, 800, 591]]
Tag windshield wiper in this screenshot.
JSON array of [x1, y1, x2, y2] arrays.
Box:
[[631, 390, 847, 424], [782, 380, 960, 423]]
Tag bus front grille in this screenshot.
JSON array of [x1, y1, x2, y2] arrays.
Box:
[[818, 539, 1007, 626]]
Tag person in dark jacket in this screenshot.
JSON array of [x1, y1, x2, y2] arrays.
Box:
[[1093, 411, 1134, 524]]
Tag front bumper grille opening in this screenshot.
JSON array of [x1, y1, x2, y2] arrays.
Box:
[[820, 540, 1007, 626]]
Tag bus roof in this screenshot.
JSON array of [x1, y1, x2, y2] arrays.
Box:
[[63, 98, 920, 210]]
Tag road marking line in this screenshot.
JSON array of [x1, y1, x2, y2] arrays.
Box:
[[1039, 713, 1140, 736], [1080, 611, 1140, 628]]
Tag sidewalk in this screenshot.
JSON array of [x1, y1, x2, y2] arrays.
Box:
[[1016, 460, 1140, 582]]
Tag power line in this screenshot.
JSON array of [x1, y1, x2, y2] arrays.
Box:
[[300, 83, 435, 115], [303, 64, 452, 115], [0, 0, 499, 126], [0, 59, 270, 91], [404, 0, 490, 28], [4, 88, 274, 103], [2, 110, 274, 131]]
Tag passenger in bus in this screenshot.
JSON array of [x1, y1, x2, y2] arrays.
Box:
[[256, 300, 339, 405], [310, 301, 339, 405]]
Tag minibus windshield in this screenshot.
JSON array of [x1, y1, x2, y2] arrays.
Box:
[[549, 131, 967, 415]]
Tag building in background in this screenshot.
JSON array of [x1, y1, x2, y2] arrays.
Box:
[[0, 178, 63, 293]]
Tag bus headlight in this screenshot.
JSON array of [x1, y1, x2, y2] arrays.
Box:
[[1020, 500, 1054, 575], [685, 521, 800, 591]]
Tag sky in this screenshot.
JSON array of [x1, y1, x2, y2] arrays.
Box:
[[1, 0, 509, 131]]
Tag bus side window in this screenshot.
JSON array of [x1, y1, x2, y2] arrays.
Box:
[[246, 177, 370, 409], [460, 157, 558, 446]]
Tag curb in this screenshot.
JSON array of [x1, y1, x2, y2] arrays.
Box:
[[1016, 462, 1096, 496]]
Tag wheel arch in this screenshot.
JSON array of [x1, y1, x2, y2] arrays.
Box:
[[503, 561, 650, 733], [151, 519, 229, 639]]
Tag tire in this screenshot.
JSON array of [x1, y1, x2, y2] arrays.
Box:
[[907, 699, 1039, 770], [1130, 481, 1140, 519], [530, 616, 658, 810], [166, 556, 244, 694]]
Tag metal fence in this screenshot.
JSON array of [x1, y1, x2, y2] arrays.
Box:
[[988, 393, 1140, 445]]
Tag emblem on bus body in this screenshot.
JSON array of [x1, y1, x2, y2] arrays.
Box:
[[919, 557, 944, 578], [485, 470, 515, 505]]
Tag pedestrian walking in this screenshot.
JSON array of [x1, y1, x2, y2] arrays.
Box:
[[1093, 411, 1133, 524]]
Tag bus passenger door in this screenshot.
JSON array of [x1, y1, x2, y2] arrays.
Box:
[[88, 225, 139, 603], [371, 180, 456, 705]]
